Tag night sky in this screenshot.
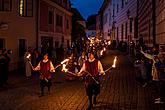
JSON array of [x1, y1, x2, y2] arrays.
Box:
[[70, 0, 104, 20]]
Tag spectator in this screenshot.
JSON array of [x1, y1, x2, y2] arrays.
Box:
[[24, 47, 33, 79]]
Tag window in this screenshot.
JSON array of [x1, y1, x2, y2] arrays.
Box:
[[125, 22, 127, 39], [103, 14, 108, 24], [117, 27, 119, 40], [109, 13, 111, 26], [48, 11, 53, 24], [121, 24, 123, 40], [130, 18, 133, 33], [19, 39, 26, 57], [26, 0, 33, 16], [63, 0, 67, 6], [62, 36, 64, 43], [0, 38, 5, 50], [66, 19, 69, 29], [125, 0, 128, 4], [0, 0, 12, 11], [56, 14, 63, 27], [116, 4, 119, 13], [122, 0, 124, 8], [19, 0, 33, 17], [113, 9, 114, 18]]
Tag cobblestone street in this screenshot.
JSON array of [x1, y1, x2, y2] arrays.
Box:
[[0, 50, 164, 110]]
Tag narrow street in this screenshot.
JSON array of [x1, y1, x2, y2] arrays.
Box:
[[0, 50, 164, 110]]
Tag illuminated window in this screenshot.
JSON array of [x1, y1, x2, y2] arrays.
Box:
[[19, 0, 33, 17], [0, 0, 12, 11], [19, 0, 23, 16]]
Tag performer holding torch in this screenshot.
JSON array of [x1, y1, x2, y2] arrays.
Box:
[[77, 51, 105, 110], [33, 53, 55, 97]]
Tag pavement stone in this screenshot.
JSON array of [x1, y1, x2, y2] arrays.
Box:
[[0, 50, 164, 110]]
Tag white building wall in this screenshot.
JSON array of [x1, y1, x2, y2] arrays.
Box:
[[156, 0, 165, 45], [102, 0, 137, 44]]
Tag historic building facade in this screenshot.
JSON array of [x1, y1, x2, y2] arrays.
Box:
[[156, 0, 165, 46], [100, 0, 137, 45], [0, 0, 72, 70], [138, 0, 155, 47], [38, 0, 72, 54], [0, 0, 37, 70]]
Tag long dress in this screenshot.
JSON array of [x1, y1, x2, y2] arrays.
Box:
[[24, 52, 31, 77]]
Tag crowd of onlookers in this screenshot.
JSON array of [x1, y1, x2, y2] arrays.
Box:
[[134, 43, 165, 104], [0, 49, 11, 88]]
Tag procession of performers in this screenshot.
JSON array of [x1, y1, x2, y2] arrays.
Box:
[[23, 43, 109, 110]]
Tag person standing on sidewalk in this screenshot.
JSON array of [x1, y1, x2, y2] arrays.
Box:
[[77, 51, 105, 110], [0, 49, 6, 88], [24, 47, 33, 79], [140, 46, 165, 104], [1, 49, 11, 85], [33, 53, 55, 97]]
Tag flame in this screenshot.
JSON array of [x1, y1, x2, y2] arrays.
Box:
[[26, 54, 31, 59], [100, 50, 104, 56], [112, 56, 117, 68], [61, 58, 69, 64], [62, 64, 68, 72], [108, 41, 111, 45], [103, 47, 106, 51]]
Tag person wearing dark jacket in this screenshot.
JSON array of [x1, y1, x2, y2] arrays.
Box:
[[0, 49, 10, 87]]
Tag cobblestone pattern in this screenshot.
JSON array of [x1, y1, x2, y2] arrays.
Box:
[[0, 50, 164, 110]]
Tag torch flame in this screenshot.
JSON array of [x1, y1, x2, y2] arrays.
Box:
[[112, 56, 117, 68], [100, 50, 104, 56], [26, 54, 31, 59], [103, 47, 106, 51], [61, 58, 69, 64], [62, 64, 68, 72]]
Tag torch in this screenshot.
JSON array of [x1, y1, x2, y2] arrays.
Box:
[[104, 56, 117, 73], [83, 71, 99, 84], [61, 64, 99, 84], [54, 58, 70, 70], [61, 64, 77, 76]]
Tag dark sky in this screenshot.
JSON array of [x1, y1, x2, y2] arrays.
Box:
[[70, 0, 104, 20]]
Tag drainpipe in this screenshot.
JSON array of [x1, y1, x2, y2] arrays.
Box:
[[152, 0, 156, 46], [36, 0, 39, 49]]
